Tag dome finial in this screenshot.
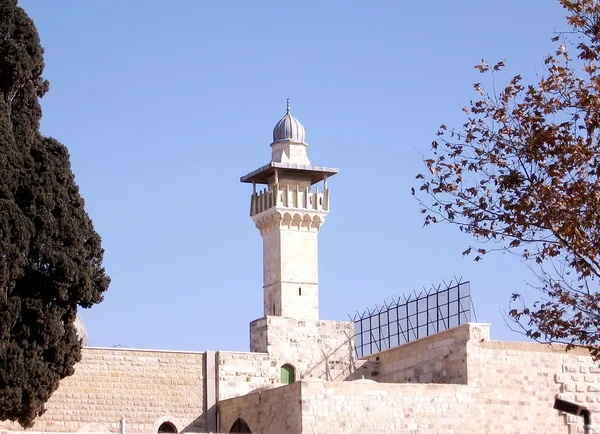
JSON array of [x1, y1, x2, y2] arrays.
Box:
[[273, 98, 306, 144]]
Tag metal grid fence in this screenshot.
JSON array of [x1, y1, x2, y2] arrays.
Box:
[[349, 279, 473, 358]]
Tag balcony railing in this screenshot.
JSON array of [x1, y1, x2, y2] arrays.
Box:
[[250, 183, 329, 216]]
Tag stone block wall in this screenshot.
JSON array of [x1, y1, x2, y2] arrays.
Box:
[[255, 209, 321, 321], [250, 317, 359, 381], [468, 340, 600, 434], [7, 322, 600, 434], [292, 324, 599, 433], [218, 382, 302, 434], [217, 317, 368, 401], [220, 349, 591, 434], [219, 379, 476, 434], [362, 323, 486, 385], [216, 351, 275, 401], [0, 348, 207, 433], [278, 227, 319, 320], [299, 380, 473, 434]]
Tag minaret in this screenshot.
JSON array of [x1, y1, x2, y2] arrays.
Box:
[[241, 100, 338, 320]]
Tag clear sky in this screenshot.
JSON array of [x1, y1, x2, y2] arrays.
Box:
[[19, 0, 568, 351]]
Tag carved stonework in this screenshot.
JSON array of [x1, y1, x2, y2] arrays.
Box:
[[252, 207, 327, 236]]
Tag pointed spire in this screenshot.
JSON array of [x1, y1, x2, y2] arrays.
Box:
[[273, 98, 305, 143]]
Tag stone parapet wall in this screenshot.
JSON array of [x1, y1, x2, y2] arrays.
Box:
[[362, 323, 487, 385], [0, 348, 207, 433]]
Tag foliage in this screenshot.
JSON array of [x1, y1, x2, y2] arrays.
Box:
[[0, 0, 110, 426], [414, 0, 600, 359]]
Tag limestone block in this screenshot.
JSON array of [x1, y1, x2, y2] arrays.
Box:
[[0, 348, 207, 433]]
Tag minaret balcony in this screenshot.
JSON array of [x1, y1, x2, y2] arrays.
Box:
[[250, 184, 329, 217]]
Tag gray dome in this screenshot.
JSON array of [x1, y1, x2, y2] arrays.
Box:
[[272, 100, 306, 143], [74, 314, 89, 346]]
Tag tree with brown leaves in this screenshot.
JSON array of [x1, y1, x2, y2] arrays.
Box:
[[414, 0, 600, 360]]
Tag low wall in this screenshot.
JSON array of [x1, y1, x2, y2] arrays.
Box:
[[218, 382, 302, 434], [362, 323, 486, 384], [0, 348, 207, 433]]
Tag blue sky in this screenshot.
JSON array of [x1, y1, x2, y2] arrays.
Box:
[[19, 0, 568, 351]]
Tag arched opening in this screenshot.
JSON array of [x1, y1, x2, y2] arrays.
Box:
[[280, 363, 296, 384], [229, 418, 252, 433], [157, 422, 177, 433]]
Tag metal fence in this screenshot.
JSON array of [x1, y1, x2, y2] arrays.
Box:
[[349, 279, 473, 358]]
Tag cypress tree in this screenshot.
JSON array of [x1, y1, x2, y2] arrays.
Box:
[[0, 0, 110, 427]]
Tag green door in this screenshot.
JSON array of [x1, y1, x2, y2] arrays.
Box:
[[280, 364, 295, 384]]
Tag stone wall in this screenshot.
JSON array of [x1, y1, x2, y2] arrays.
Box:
[[254, 207, 322, 321], [7, 322, 600, 434], [250, 316, 359, 381], [216, 351, 275, 401], [217, 317, 368, 401], [362, 323, 486, 385], [0, 348, 207, 433], [278, 225, 320, 320], [218, 324, 600, 433], [468, 339, 600, 433], [300, 380, 473, 434], [218, 382, 302, 434], [219, 378, 475, 434]]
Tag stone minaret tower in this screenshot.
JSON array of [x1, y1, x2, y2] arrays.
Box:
[[241, 100, 338, 321]]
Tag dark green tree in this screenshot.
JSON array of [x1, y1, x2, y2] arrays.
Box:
[[0, 0, 110, 427]]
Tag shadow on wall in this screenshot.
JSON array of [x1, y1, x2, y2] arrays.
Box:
[[149, 415, 205, 434], [180, 415, 207, 433], [300, 329, 380, 382]]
